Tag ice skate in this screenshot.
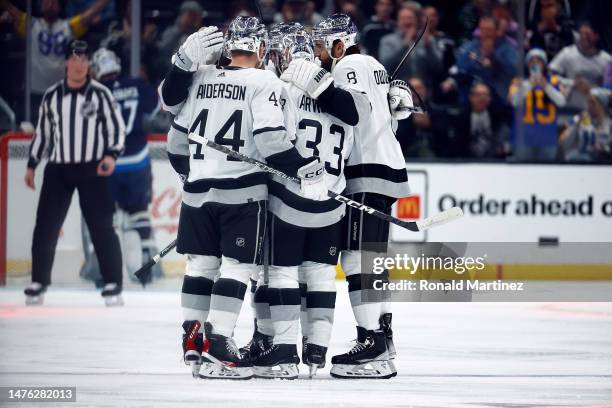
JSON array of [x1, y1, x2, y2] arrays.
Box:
[[199, 322, 253, 379], [330, 327, 396, 379], [251, 343, 300, 379], [303, 343, 327, 378], [182, 320, 204, 377], [101, 283, 124, 307], [240, 328, 273, 361], [24, 282, 46, 306], [379, 313, 396, 359]]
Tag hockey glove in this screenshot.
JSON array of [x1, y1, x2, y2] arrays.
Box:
[[280, 59, 334, 99], [297, 160, 329, 201], [388, 80, 414, 120], [172, 26, 224, 72]]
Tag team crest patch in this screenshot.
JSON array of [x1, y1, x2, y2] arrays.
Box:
[[80, 100, 97, 118], [236, 237, 246, 247], [329, 246, 337, 256]]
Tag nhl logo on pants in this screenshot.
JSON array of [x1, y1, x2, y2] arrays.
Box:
[[236, 237, 246, 247]]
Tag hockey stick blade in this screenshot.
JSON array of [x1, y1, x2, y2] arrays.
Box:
[[134, 239, 177, 286], [415, 207, 464, 231], [194, 134, 462, 234]]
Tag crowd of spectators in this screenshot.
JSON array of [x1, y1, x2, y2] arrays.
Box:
[[1, 0, 611, 162]]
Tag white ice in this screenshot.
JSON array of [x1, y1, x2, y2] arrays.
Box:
[[1, 282, 611, 408]]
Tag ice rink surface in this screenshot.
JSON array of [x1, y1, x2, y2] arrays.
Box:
[[1, 282, 611, 408]]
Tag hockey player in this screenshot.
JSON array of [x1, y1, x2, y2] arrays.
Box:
[[248, 27, 370, 379], [81, 48, 163, 285], [159, 18, 328, 379], [301, 14, 414, 379]]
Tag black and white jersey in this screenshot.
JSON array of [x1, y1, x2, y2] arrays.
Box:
[[28, 79, 125, 169], [169, 65, 305, 207], [333, 54, 410, 198], [268, 83, 355, 229]]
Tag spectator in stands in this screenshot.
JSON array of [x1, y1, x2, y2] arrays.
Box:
[[379, 5, 443, 96], [395, 77, 448, 158], [275, 0, 321, 28], [452, 16, 518, 106], [451, 82, 510, 159], [549, 21, 612, 111], [1, 0, 111, 123], [509, 48, 566, 161], [491, 3, 518, 48], [101, 0, 157, 80], [338, 0, 364, 29], [561, 87, 612, 162], [605, 61, 612, 90], [457, 0, 491, 44], [527, 0, 574, 61], [421, 5, 455, 102], [154, 1, 203, 80], [361, 0, 395, 59]]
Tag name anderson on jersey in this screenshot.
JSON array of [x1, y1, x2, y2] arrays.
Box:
[[196, 83, 246, 101]]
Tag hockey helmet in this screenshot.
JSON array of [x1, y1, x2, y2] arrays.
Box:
[[91, 48, 121, 79], [268, 23, 313, 74], [224, 16, 268, 62], [312, 14, 357, 60]]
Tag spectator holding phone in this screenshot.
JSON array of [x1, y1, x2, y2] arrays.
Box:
[[509, 48, 567, 161]]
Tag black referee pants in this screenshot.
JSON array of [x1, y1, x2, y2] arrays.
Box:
[[31, 162, 122, 287]]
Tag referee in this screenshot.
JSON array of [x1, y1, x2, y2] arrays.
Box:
[[23, 40, 126, 306]]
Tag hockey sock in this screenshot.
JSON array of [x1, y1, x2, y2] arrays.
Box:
[[299, 281, 309, 340], [182, 255, 220, 332], [254, 278, 273, 336], [300, 261, 336, 347], [341, 250, 381, 331], [207, 256, 256, 337], [268, 265, 300, 345]]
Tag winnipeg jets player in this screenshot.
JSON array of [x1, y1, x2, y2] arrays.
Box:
[[303, 14, 413, 379], [82, 48, 163, 285], [248, 27, 370, 379], [159, 18, 328, 379]]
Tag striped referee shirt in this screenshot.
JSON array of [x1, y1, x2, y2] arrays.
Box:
[[27, 79, 125, 169]]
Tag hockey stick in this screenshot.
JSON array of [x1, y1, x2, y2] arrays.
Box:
[[389, 18, 429, 114], [191, 134, 463, 233], [134, 239, 177, 285]]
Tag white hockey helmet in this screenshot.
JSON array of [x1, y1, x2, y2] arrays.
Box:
[[312, 14, 358, 60], [224, 16, 268, 62], [91, 48, 121, 79], [268, 23, 313, 74]]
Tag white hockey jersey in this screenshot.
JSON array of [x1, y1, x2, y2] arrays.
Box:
[[170, 65, 299, 207], [268, 83, 355, 228], [333, 54, 410, 198]]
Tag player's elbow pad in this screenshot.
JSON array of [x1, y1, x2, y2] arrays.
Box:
[[160, 66, 194, 107], [316, 84, 360, 126], [167, 152, 190, 176]]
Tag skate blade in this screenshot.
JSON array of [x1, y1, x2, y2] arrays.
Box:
[[25, 295, 44, 306], [330, 361, 397, 379], [104, 295, 124, 307], [184, 354, 202, 378], [308, 364, 318, 379], [253, 364, 299, 379], [199, 362, 253, 380]]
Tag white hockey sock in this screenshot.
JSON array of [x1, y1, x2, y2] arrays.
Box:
[[299, 261, 336, 347], [207, 256, 256, 337], [268, 265, 300, 345], [341, 250, 381, 331], [181, 255, 220, 332], [299, 281, 309, 340], [254, 274, 273, 336]]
